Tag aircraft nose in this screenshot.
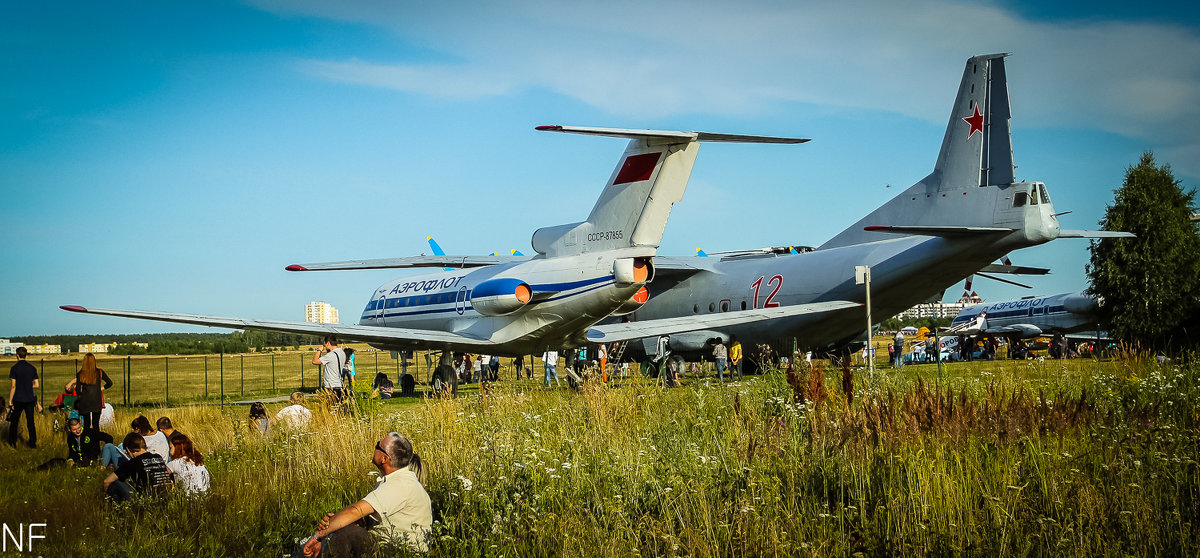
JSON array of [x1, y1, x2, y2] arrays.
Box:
[[1063, 294, 1099, 315]]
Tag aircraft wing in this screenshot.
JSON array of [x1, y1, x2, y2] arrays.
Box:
[[59, 305, 492, 347], [863, 225, 1014, 236], [585, 300, 859, 343], [285, 255, 532, 272], [1057, 230, 1136, 239], [646, 256, 709, 278]]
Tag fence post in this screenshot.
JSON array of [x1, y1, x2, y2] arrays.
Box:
[[165, 356, 170, 407], [126, 356, 131, 406], [300, 353, 304, 390], [220, 351, 225, 406], [204, 356, 208, 400], [271, 354, 276, 394], [240, 354, 244, 397], [39, 359, 44, 406]]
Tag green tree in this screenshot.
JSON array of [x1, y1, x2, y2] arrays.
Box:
[[1086, 152, 1200, 350]]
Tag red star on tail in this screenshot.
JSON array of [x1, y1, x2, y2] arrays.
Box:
[[963, 103, 984, 139]]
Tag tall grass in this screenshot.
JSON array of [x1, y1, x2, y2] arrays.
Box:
[[0, 354, 1195, 556]]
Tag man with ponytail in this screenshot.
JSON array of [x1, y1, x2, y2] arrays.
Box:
[[299, 432, 432, 557]]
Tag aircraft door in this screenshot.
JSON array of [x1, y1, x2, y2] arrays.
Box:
[[374, 292, 387, 325], [455, 286, 468, 315]]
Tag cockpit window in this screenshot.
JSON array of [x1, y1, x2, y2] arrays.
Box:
[[1013, 191, 1027, 207], [1029, 187, 1039, 205], [1038, 184, 1051, 205]]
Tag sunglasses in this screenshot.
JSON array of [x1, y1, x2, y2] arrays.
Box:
[[375, 441, 386, 455]]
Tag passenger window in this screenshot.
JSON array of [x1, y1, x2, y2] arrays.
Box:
[[709, 302, 716, 313], [1013, 192, 1027, 207]]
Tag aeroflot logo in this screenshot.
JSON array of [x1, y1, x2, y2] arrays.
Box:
[[987, 298, 1046, 312], [389, 276, 465, 295]]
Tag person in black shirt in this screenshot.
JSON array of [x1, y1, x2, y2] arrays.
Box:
[[7, 347, 40, 448], [37, 417, 114, 470], [103, 432, 172, 502]]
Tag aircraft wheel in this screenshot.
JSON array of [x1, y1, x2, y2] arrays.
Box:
[[641, 360, 658, 378], [432, 364, 458, 396]]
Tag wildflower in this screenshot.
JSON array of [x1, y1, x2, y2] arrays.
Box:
[[457, 475, 474, 491]]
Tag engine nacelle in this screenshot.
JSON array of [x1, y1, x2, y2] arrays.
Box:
[[1008, 324, 1043, 337], [471, 278, 532, 316], [613, 257, 653, 286], [1062, 294, 1099, 315], [611, 286, 650, 316]]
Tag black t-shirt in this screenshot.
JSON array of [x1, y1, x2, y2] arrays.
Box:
[[115, 452, 172, 491], [8, 361, 38, 403], [67, 428, 114, 465]]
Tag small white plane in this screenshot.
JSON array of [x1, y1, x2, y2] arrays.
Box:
[[947, 291, 1101, 338], [63, 126, 857, 389]]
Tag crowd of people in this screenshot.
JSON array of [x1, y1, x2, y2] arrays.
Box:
[[6, 338, 434, 556]]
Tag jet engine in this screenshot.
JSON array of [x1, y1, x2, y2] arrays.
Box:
[[471, 278, 532, 316], [613, 257, 653, 286], [611, 286, 650, 316]]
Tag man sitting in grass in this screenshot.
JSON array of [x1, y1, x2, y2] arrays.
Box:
[[299, 433, 432, 556], [277, 392, 313, 428], [103, 432, 172, 502]]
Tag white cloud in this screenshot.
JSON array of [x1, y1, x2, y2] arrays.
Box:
[[253, 0, 1200, 174]]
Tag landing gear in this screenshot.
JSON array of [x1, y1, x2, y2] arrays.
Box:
[[430, 351, 458, 396]]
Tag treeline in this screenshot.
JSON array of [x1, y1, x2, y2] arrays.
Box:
[[13, 330, 321, 355]]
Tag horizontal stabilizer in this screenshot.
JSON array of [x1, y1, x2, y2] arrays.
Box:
[[59, 305, 495, 347], [536, 125, 808, 144], [285, 255, 531, 271], [585, 300, 859, 343], [975, 272, 1032, 289], [1057, 230, 1136, 239], [863, 225, 1013, 237], [978, 263, 1050, 275]]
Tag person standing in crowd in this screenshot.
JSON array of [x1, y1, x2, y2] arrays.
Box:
[[277, 392, 313, 429], [49, 379, 80, 424], [473, 354, 485, 383], [103, 432, 172, 502], [712, 340, 728, 382], [488, 355, 500, 382], [893, 330, 905, 367], [248, 402, 270, 435], [597, 344, 608, 383], [342, 348, 357, 394], [729, 337, 743, 381], [299, 432, 432, 557], [167, 433, 210, 495], [74, 353, 113, 430], [541, 349, 559, 387], [8, 347, 41, 448], [313, 336, 347, 403]]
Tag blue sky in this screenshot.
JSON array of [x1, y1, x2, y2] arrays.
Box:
[[3, 0, 1198, 336]]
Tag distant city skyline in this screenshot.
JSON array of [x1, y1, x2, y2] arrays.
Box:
[[3, 1, 1198, 335]]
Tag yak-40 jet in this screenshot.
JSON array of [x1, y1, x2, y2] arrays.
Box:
[[947, 291, 1101, 339], [593, 53, 1131, 365], [63, 126, 856, 389]]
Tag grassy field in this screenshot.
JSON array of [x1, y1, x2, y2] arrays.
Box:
[[0, 352, 1196, 556]]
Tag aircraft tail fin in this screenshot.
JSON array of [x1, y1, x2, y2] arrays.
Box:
[[819, 54, 1026, 250], [531, 126, 806, 257]]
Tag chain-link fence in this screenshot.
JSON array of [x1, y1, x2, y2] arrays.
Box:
[[11, 349, 441, 407]]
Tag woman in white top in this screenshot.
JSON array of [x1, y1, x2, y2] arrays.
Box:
[[166, 433, 210, 494]]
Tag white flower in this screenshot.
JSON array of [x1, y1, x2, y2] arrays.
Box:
[[456, 475, 474, 491]]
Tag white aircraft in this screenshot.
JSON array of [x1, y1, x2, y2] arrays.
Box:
[[63, 126, 857, 389], [947, 291, 1101, 338]]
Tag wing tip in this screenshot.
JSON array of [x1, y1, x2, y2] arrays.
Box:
[[60, 305, 88, 313], [535, 125, 563, 131], [285, 264, 308, 272]]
